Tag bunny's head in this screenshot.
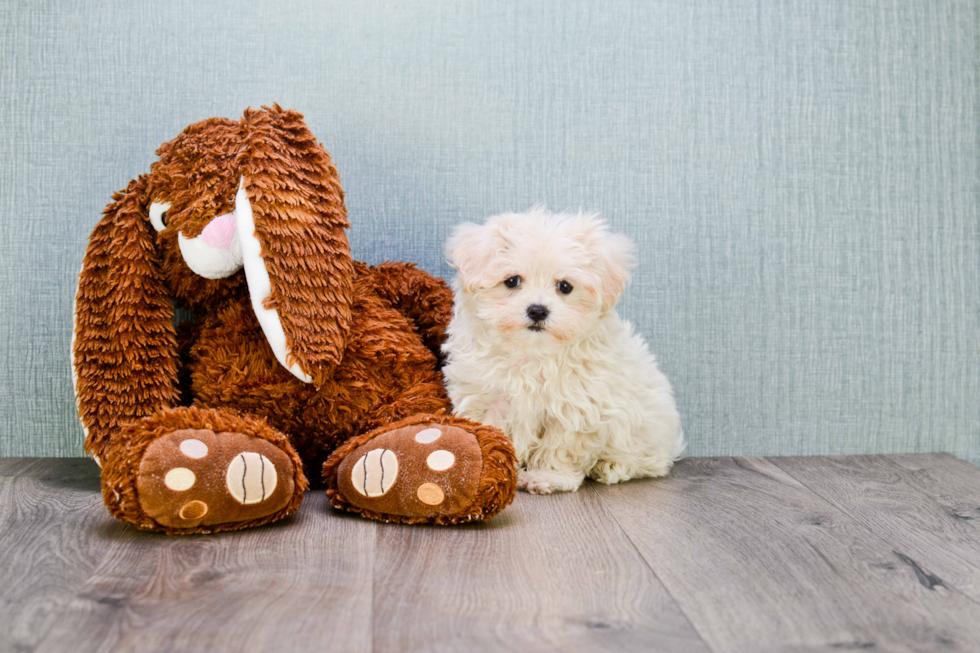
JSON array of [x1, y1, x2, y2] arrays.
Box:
[[73, 106, 352, 456]]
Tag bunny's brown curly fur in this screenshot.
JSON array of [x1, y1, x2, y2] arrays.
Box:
[[73, 106, 516, 534]]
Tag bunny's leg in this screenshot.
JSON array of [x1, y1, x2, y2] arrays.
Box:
[[99, 406, 307, 534], [323, 403, 517, 525]]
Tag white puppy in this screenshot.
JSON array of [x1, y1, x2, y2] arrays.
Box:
[[442, 208, 684, 494]]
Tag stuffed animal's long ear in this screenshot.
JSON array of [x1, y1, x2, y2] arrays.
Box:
[[236, 106, 353, 386], [72, 175, 179, 459]]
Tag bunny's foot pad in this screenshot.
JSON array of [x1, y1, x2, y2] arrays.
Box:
[[324, 415, 518, 524], [137, 429, 297, 530]]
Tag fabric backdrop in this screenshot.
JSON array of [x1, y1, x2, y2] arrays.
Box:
[[1, 0, 977, 463]]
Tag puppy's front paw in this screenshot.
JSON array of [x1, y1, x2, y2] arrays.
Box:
[[589, 461, 635, 485], [517, 469, 583, 494]]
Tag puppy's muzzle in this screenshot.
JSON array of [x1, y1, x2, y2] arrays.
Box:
[[526, 304, 549, 331]]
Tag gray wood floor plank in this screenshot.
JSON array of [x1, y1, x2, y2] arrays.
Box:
[[594, 457, 980, 653], [0, 458, 126, 653], [772, 454, 980, 604], [0, 456, 47, 477], [7, 455, 980, 653], [370, 487, 710, 653], [32, 491, 376, 653]]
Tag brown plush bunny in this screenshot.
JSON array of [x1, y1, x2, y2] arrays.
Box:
[[72, 105, 517, 534]]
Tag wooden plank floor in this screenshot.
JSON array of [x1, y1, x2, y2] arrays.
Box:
[[2, 455, 979, 652]]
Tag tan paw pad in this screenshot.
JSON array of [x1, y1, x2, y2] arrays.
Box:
[[179, 500, 209, 520], [416, 483, 445, 505]]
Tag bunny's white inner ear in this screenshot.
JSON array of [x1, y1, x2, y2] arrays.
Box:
[[70, 265, 90, 440], [235, 178, 313, 384]]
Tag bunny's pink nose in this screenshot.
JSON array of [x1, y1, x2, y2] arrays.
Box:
[[201, 212, 237, 250]]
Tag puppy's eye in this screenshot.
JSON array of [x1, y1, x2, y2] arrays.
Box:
[[557, 280, 574, 295], [504, 275, 522, 289], [148, 201, 172, 232]]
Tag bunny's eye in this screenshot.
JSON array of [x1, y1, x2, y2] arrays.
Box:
[[149, 202, 172, 232], [504, 275, 522, 289]]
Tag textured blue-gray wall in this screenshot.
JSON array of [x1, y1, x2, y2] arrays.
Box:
[[1, 0, 977, 462]]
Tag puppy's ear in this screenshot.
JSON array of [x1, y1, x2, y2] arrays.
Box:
[[595, 231, 635, 311], [236, 106, 353, 386], [573, 213, 635, 312], [73, 175, 179, 459], [446, 220, 504, 292]]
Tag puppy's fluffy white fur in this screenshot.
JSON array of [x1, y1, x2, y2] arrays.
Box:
[[442, 208, 684, 494]]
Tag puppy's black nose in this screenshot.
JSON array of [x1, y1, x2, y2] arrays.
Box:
[[526, 304, 549, 322]]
